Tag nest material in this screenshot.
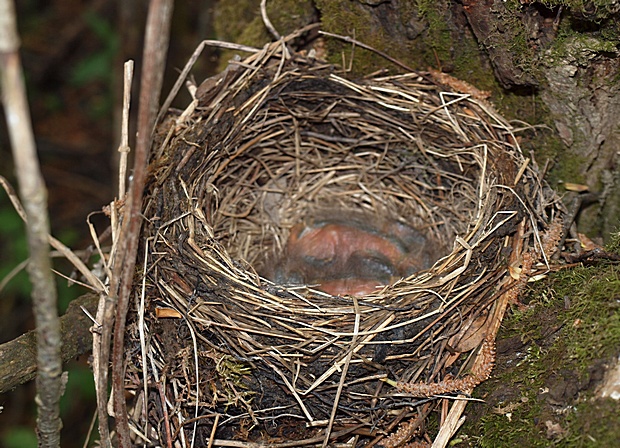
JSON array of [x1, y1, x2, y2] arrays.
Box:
[[128, 39, 563, 446]]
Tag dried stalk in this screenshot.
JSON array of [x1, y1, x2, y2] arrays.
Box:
[[111, 33, 565, 447], [118, 60, 134, 199], [109, 1, 174, 446]]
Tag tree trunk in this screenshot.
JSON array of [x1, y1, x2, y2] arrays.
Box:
[[209, 0, 620, 444], [214, 0, 619, 241]]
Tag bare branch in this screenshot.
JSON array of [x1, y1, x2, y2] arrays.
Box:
[[98, 1, 175, 446], [0, 0, 62, 446], [0, 294, 99, 394]]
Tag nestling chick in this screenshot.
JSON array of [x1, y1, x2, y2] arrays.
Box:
[[271, 215, 434, 296]]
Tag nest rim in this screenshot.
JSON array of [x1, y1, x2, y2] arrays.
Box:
[[127, 36, 564, 447]]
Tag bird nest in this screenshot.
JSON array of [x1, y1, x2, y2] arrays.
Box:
[[125, 38, 564, 447]]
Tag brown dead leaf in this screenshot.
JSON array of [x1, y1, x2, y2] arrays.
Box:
[[448, 310, 490, 353], [578, 232, 602, 251], [155, 307, 182, 318], [545, 420, 566, 439], [564, 182, 589, 192]]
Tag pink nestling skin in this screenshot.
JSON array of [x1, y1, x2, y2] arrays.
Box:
[[287, 223, 405, 269], [274, 220, 430, 296]]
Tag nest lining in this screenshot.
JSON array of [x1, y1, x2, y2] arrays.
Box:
[[129, 41, 563, 446]]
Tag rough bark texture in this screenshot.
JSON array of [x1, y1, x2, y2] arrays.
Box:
[[456, 0, 620, 238], [541, 46, 620, 237], [0, 293, 98, 394], [214, 0, 620, 240]]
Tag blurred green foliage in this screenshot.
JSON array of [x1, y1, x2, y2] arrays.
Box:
[[0, 364, 96, 448], [0, 191, 82, 313], [70, 13, 119, 87], [0, 193, 31, 299], [5, 3, 122, 447], [69, 12, 118, 119], [1, 426, 38, 448], [0, 192, 90, 445]]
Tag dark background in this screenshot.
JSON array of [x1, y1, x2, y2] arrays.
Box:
[[0, 1, 219, 446]]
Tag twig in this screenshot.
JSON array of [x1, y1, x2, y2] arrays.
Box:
[[0, 176, 106, 292], [118, 60, 134, 199], [387, 335, 496, 398], [564, 248, 620, 263], [429, 220, 526, 448], [322, 297, 360, 447], [211, 425, 364, 447], [110, 0, 174, 446], [319, 30, 415, 72], [138, 238, 151, 444], [82, 410, 98, 448], [260, 0, 281, 40], [91, 62, 133, 440], [207, 413, 220, 448], [156, 40, 259, 126], [158, 381, 174, 448], [0, 2, 62, 446]]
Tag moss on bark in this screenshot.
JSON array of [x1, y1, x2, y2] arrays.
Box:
[[455, 253, 620, 447]]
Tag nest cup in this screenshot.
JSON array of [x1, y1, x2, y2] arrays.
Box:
[[134, 41, 561, 446]]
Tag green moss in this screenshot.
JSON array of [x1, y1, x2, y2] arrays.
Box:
[[215, 354, 255, 408], [456, 263, 620, 446], [606, 232, 620, 254], [315, 0, 398, 74], [563, 398, 620, 446], [213, 0, 262, 44], [536, 131, 588, 188], [539, 0, 620, 20], [490, 90, 586, 191], [492, 1, 540, 74], [233, 0, 315, 48], [598, 24, 620, 48], [485, 81, 589, 192], [555, 267, 620, 372], [451, 40, 496, 94], [508, 263, 620, 379], [549, 32, 618, 67], [315, 0, 495, 87], [416, 0, 452, 66], [475, 400, 549, 448], [214, 0, 315, 70], [268, 0, 316, 35]]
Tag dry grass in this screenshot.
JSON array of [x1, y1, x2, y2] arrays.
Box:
[[119, 35, 564, 447]]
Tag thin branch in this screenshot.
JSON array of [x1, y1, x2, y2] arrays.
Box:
[[322, 297, 360, 447], [0, 176, 107, 292], [110, 0, 174, 446], [0, 1, 62, 446], [318, 30, 415, 72], [0, 294, 99, 394], [260, 0, 281, 40]]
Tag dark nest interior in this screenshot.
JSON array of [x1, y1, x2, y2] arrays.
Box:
[[124, 38, 565, 447]]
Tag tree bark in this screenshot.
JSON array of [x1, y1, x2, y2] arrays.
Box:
[[0, 293, 99, 394]]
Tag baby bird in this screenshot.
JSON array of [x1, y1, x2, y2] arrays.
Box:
[[272, 216, 433, 296]]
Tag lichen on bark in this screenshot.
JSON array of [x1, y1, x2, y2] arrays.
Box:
[[541, 34, 620, 237], [210, 0, 620, 239]]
